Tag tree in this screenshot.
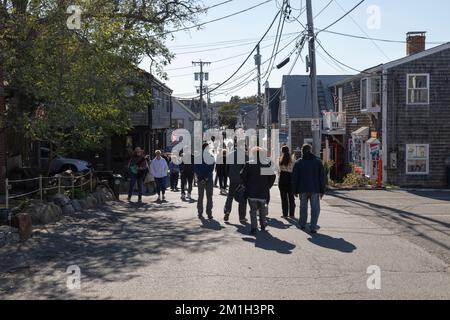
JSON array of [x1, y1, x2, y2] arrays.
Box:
[[218, 95, 259, 129], [0, 0, 204, 157]]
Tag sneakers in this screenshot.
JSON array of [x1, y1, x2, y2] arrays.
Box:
[[207, 215, 213, 220], [239, 218, 248, 224], [187, 193, 191, 200], [181, 194, 186, 201], [224, 213, 230, 222]]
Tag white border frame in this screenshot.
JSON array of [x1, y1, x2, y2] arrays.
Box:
[[405, 144, 430, 175], [406, 73, 430, 105]]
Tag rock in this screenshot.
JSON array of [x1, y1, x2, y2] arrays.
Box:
[[62, 204, 76, 215], [86, 196, 97, 208], [31, 203, 62, 225], [0, 226, 20, 247], [12, 213, 32, 241], [71, 200, 82, 212], [79, 200, 89, 210], [51, 194, 71, 207]]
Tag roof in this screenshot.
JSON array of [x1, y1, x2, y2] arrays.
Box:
[[172, 98, 199, 119], [331, 42, 450, 87], [352, 126, 370, 137], [282, 75, 350, 119]]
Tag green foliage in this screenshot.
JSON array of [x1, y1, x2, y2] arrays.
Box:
[[1, 0, 202, 154], [342, 173, 373, 188], [218, 95, 259, 129]]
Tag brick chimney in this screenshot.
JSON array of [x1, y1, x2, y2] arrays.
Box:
[[406, 32, 426, 56]]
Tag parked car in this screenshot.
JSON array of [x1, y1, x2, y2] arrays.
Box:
[[40, 148, 92, 174]]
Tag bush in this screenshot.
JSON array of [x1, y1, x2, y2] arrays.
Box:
[[342, 173, 373, 188]]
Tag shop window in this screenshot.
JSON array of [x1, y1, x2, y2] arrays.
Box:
[[406, 144, 429, 175]]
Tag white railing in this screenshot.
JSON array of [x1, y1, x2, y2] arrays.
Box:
[[4, 170, 94, 209], [322, 112, 346, 132]]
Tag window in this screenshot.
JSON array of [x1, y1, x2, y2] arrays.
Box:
[[406, 144, 429, 175], [361, 77, 381, 111], [407, 74, 429, 105], [280, 100, 287, 127], [171, 119, 184, 129]]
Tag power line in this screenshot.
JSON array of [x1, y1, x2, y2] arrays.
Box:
[[192, 9, 283, 99], [160, 0, 273, 36], [317, 0, 365, 34], [317, 28, 446, 45], [314, 0, 333, 19], [332, 0, 390, 60], [315, 37, 373, 74]]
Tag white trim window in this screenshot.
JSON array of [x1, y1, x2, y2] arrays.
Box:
[[406, 144, 429, 175], [407, 74, 430, 105], [361, 77, 381, 111]]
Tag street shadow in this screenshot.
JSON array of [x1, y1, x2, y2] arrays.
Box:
[[243, 231, 296, 255], [328, 191, 450, 252], [227, 222, 250, 237], [0, 201, 227, 299], [307, 233, 357, 253], [267, 218, 292, 230], [199, 217, 226, 231]]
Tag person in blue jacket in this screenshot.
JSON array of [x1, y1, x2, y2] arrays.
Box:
[[194, 142, 215, 220], [291, 144, 326, 234]]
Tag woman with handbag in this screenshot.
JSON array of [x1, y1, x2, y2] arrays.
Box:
[[127, 147, 148, 203], [278, 146, 296, 218]]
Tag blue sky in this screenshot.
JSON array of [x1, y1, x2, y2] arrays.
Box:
[[139, 0, 450, 102]]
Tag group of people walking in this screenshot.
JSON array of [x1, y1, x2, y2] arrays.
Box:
[[127, 142, 326, 236]]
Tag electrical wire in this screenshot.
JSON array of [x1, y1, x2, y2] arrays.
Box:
[[316, 0, 365, 34], [189, 9, 283, 99], [160, 0, 273, 36]]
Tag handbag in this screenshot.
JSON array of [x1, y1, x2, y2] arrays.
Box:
[[233, 184, 246, 203], [144, 172, 154, 184]]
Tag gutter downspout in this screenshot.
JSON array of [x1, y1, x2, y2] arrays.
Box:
[[381, 69, 389, 185]]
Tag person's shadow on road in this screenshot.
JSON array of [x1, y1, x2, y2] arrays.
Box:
[[199, 217, 226, 231], [307, 234, 356, 253], [268, 218, 292, 230], [243, 232, 296, 255]]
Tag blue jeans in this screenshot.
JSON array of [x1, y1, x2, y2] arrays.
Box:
[[155, 177, 166, 196], [128, 174, 143, 199], [299, 193, 321, 230]]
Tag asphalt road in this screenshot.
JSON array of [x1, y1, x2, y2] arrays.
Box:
[[0, 187, 449, 300]]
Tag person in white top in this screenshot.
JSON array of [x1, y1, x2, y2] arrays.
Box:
[[150, 150, 169, 202]]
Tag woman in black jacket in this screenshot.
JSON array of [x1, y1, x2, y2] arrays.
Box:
[[278, 146, 296, 218]]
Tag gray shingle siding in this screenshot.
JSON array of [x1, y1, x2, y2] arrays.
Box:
[[385, 48, 450, 188]]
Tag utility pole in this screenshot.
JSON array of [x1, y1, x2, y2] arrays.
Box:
[[193, 61, 211, 129], [306, 0, 321, 158], [255, 45, 262, 129]]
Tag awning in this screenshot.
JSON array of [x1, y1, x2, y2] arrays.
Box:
[[352, 127, 370, 138]]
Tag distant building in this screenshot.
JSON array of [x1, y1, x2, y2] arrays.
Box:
[[166, 98, 200, 151], [236, 104, 258, 130]]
